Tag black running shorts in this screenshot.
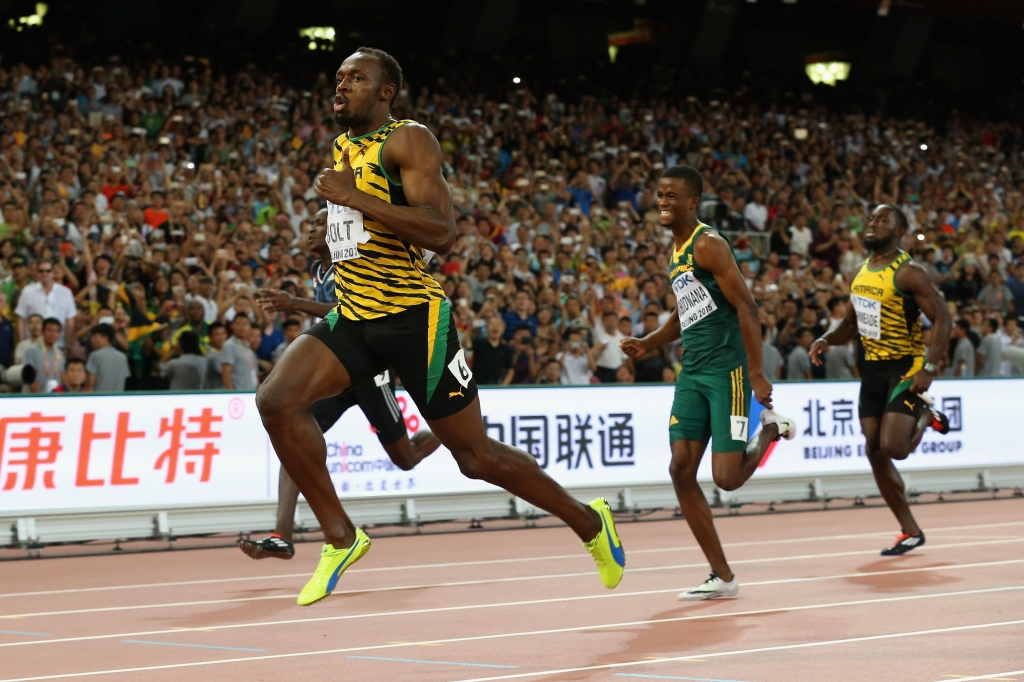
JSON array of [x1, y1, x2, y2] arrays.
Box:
[[304, 299, 477, 421], [859, 356, 926, 420], [309, 371, 408, 445]]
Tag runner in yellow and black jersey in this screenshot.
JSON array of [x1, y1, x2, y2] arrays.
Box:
[[328, 119, 445, 320], [257, 47, 625, 607], [811, 204, 952, 556]]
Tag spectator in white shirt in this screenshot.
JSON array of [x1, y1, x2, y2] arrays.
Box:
[[743, 189, 768, 231], [185, 276, 219, 323], [557, 329, 598, 385], [14, 259, 76, 348], [592, 311, 628, 383], [788, 214, 814, 258]]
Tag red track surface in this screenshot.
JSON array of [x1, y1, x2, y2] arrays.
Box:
[[2, 498, 1023, 682]]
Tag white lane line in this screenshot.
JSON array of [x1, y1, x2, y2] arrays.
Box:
[[1, 585, 1022, 681], [1, 557, 1020, 649], [2, 519, 1022, 600], [934, 671, 1024, 682], [450, 619, 1024, 682], [3, 536, 1021, 621]]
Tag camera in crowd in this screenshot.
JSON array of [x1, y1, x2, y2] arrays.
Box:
[[0, 364, 37, 392]]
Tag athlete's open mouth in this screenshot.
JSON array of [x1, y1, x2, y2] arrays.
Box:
[[333, 96, 347, 112]]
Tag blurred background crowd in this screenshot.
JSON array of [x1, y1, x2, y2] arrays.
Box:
[[1, 5, 1023, 393]]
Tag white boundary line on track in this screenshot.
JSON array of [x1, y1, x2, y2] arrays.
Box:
[[448, 619, 1024, 682], [2, 519, 1022, 600], [2, 556, 1022, 650], [3, 536, 1022, 620], [931, 671, 1024, 682], [1, 586, 1023, 681]]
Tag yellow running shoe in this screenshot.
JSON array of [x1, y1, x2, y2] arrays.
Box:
[[583, 498, 625, 589], [296, 528, 371, 606]]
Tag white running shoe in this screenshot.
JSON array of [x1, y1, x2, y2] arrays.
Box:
[[677, 572, 739, 601], [760, 409, 796, 441]]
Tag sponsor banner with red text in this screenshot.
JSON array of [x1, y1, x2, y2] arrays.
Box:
[[0, 379, 1016, 513]]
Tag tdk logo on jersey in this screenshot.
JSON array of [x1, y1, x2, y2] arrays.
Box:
[[673, 271, 696, 292], [859, 298, 879, 310]]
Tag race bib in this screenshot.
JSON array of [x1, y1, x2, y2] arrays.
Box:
[[672, 270, 718, 331], [730, 415, 749, 441], [447, 348, 473, 389], [850, 294, 881, 340], [326, 202, 370, 262]]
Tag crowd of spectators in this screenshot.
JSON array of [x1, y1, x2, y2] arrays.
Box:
[[1, 52, 1023, 393]]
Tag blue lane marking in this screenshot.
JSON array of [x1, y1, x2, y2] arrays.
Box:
[[0, 630, 51, 637], [612, 674, 750, 682], [348, 655, 517, 669], [121, 639, 264, 652]]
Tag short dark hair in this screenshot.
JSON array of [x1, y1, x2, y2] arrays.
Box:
[[209, 321, 225, 334], [66, 357, 85, 369], [986, 318, 1000, 333], [93, 323, 116, 341], [42, 317, 62, 331], [282, 318, 301, 330], [178, 330, 201, 355], [878, 203, 909, 232], [795, 326, 812, 338], [662, 165, 704, 199], [354, 46, 403, 104], [956, 318, 971, 331]]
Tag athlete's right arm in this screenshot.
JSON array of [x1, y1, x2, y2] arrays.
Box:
[[621, 314, 680, 357], [255, 288, 334, 318], [314, 124, 457, 254], [811, 301, 857, 365]]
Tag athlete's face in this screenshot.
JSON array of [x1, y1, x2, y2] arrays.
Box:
[[332, 55, 395, 127], [864, 206, 902, 250], [307, 209, 329, 255], [655, 177, 699, 228]]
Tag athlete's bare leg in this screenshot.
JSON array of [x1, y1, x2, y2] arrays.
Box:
[[669, 438, 733, 581], [710, 423, 780, 492], [388, 430, 442, 471], [275, 469, 301, 541], [863, 416, 922, 535], [272, 429, 440, 542], [425, 396, 602, 542], [879, 410, 931, 460], [257, 335, 357, 549]]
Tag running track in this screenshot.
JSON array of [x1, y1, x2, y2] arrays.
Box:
[[2, 497, 1023, 682]]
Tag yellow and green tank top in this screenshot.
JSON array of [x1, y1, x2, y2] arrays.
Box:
[[850, 251, 925, 361], [669, 224, 745, 373], [330, 119, 446, 321]]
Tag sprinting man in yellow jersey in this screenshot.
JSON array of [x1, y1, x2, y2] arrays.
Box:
[[810, 204, 952, 556], [256, 47, 625, 606]]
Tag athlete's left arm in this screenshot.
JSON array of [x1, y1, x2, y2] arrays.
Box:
[[313, 124, 457, 254], [895, 261, 952, 394], [694, 231, 772, 408]]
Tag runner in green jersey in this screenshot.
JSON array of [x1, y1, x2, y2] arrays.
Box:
[[622, 165, 796, 601]]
